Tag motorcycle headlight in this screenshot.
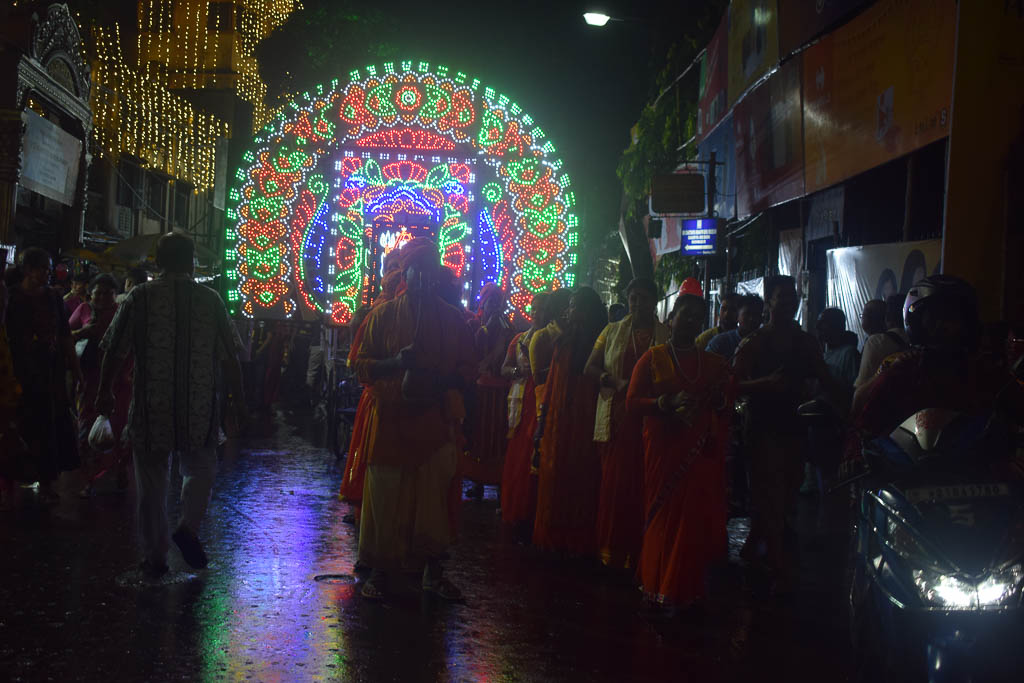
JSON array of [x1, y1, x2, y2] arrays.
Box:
[[912, 564, 1024, 609]]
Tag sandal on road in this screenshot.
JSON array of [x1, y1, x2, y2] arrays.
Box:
[[360, 574, 386, 600], [422, 577, 463, 602]]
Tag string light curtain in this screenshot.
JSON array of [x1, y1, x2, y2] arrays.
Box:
[[136, 0, 301, 133], [91, 24, 230, 191]]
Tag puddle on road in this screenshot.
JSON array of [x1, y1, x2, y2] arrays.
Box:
[[115, 568, 200, 588]]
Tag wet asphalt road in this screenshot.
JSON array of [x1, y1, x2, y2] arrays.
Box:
[[0, 413, 852, 682]]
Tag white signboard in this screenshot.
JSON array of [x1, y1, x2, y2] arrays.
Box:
[[20, 109, 81, 206]]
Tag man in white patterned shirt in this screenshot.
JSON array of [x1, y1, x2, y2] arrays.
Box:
[[98, 233, 245, 578]]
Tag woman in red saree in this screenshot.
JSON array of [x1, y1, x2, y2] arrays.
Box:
[[499, 293, 548, 530], [74, 274, 132, 496], [585, 278, 669, 569], [627, 294, 734, 611], [532, 287, 606, 555], [463, 283, 515, 493]]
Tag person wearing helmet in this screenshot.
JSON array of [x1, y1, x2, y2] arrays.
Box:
[[852, 275, 980, 421], [848, 275, 1023, 471]]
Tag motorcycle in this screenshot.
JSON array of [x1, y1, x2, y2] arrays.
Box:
[[800, 396, 1024, 682]]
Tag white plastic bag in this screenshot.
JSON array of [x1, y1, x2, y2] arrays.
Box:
[[88, 415, 116, 452]]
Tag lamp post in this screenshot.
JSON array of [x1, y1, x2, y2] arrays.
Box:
[[583, 12, 644, 27], [582, 12, 612, 26]]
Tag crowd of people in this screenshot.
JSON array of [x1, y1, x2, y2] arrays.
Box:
[[341, 238, 1022, 615], [2, 232, 1019, 613], [1, 235, 244, 579]]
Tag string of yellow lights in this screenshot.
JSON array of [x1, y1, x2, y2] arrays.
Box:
[[135, 1, 301, 133], [90, 24, 230, 191]]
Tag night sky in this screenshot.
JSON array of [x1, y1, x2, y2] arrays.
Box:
[[369, 0, 663, 245], [272, 0, 696, 263]]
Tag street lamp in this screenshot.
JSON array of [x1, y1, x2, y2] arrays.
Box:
[[583, 12, 612, 27]]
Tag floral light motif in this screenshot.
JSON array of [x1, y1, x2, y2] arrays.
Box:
[[227, 61, 579, 322]]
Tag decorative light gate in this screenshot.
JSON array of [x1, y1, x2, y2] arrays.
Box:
[[225, 61, 579, 324]]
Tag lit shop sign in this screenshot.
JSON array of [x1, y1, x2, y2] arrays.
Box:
[[681, 218, 718, 255]]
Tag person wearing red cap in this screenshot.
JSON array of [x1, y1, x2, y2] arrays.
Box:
[[353, 238, 475, 601], [678, 277, 703, 297]]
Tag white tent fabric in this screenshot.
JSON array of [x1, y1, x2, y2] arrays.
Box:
[[777, 227, 806, 326], [826, 239, 941, 346]]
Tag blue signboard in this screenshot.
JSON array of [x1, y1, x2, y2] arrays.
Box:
[[681, 218, 718, 255]]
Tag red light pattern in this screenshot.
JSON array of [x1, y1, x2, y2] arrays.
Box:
[[354, 128, 456, 151]]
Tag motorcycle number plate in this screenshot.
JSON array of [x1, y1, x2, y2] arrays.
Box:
[[906, 483, 1010, 504]]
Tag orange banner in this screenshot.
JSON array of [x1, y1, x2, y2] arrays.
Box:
[[802, 0, 956, 194]]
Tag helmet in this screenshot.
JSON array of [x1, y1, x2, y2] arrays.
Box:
[[903, 275, 979, 348]]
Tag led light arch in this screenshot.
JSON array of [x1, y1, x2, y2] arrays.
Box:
[[225, 61, 580, 324]]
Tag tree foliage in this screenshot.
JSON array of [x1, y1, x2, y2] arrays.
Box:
[[614, 1, 726, 290]]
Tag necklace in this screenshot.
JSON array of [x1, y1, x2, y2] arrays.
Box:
[[668, 342, 702, 385]]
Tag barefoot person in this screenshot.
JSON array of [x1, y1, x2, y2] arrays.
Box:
[[733, 275, 845, 587], [97, 233, 245, 579], [338, 257, 403, 525], [499, 292, 549, 531], [627, 293, 734, 611], [531, 287, 606, 556], [354, 238, 475, 600], [585, 277, 669, 569]]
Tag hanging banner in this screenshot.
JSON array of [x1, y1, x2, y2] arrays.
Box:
[[20, 110, 82, 207], [826, 239, 941, 345], [698, 12, 729, 141], [697, 113, 737, 220], [728, 0, 780, 107], [777, 0, 869, 58], [803, 0, 956, 194], [733, 58, 803, 219]]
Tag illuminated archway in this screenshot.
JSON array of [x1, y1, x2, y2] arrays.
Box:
[[225, 60, 580, 324]]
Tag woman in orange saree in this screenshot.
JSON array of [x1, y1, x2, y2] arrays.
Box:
[[338, 264, 402, 523], [463, 283, 516, 492], [627, 294, 734, 611], [532, 287, 606, 556]]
